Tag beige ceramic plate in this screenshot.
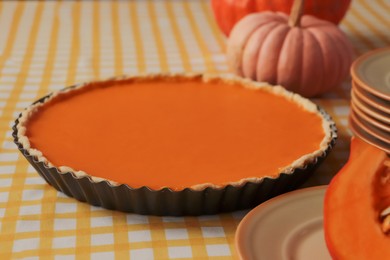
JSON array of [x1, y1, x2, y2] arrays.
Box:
[[351, 90, 390, 124], [235, 186, 331, 260], [353, 81, 390, 114], [349, 115, 390, 154], [350, 110, 390, 144], [351, 47, 390, 101], [351, 102, 390, 133]]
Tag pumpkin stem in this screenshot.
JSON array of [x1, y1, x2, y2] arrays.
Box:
[[289, 0, 305, 27]]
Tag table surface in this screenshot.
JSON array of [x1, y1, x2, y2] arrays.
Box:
[[0, 0, 389, 259]]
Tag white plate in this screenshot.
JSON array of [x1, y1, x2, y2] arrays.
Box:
[[235, 186, 331, 260]]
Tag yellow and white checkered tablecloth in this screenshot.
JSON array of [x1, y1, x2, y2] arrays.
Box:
[[0, 0, 389, 258]]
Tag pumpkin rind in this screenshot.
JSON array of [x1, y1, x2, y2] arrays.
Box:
[[227, 12, 354, 97], [211, 0, 352, 36], [242, 22, 278, 79]]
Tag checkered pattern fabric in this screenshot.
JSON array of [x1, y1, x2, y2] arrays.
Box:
[[0, 0, 389, 258]]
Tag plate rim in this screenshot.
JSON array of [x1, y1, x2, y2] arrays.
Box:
[[351, 102, 390, 132], [350, 109, 390, 144], [351, 90, 390, 124], [353, 81, 390, 114], [235, 185, 328, 260], [351, 47, 390, 101], [349, 115, 390, 154]]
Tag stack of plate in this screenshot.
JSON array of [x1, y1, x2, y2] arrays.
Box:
[[350, 47, 390, 154]]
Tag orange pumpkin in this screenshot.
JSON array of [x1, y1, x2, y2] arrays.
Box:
[[324, 137, 390, 259], [211, 0, 351, 36], [227, 0, 354, 97]]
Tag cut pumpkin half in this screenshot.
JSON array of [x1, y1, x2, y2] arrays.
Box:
[[324, 137, 390, 259]]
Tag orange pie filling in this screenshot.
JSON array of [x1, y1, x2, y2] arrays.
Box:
[[18, 75, 332, 191]]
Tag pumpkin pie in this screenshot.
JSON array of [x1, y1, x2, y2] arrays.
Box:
[[14, 74, 336, 215]]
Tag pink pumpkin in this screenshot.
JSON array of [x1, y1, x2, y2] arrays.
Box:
[[227, 0, 354, 97]]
